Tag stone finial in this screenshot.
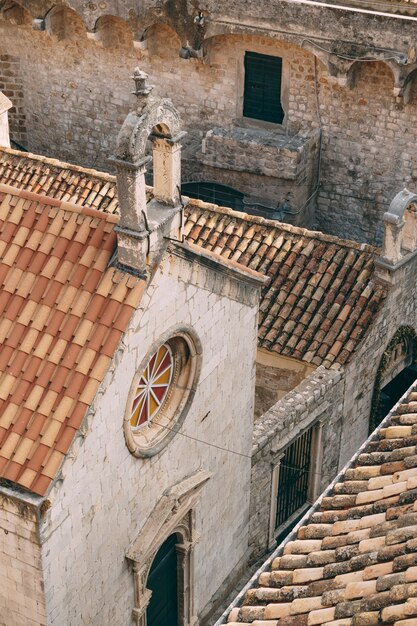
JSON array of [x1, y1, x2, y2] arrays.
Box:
[[131, 68, 153, 99], [110, 70, 186, 275]]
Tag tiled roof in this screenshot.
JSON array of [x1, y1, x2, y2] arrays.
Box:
[[0, 148, 387, 368], [184, 201, 387, 368], [0, 183, 145, 496], [227, 385, 417, 626], [0, 148, 119, 214]]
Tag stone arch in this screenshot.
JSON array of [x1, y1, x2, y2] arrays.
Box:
[[93, 14, 133, 49], [0, 0, 30, 25], [116, 96, 182, 164], [45, 4, 86, 41], [369, 326, 417, 433], [126, 470, 211, 626], [145, 22, 181, 59], [341, 58, 396, 91]]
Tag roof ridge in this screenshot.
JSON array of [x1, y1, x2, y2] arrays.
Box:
[[186, 198, 379, 256], [0, 183, 119, 224]]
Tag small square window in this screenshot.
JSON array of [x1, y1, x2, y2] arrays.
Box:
[[243, 51, 284, 124]]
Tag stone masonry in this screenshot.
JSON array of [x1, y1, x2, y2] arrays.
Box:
[[340, 246, 417, 466], [1, 5, 417, 242], [0, 487, 46, 626], [36, 247, 260, 626], [250, 366, 344, 559]]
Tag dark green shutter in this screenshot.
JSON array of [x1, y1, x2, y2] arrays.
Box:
[[243, 52, 284, 124]]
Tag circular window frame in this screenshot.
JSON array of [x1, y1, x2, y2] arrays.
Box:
[[124, 329, 202, 458]]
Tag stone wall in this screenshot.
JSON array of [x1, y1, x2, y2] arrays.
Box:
[[38, 247, 259, 625], [0, 487, 46, 626], [249, 366, 344, 560], [1, 19, 417, 241], [339, 251, 417, 466], [199, 127, 320, 226]]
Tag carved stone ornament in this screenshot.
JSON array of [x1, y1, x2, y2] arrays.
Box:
[[376, 188, 417, 275], [115, 71, 183, 164], [126, 470, 211, 626], [111, 69, 186, 273]]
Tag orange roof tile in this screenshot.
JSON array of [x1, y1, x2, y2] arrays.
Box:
[[184, 200, 386, 368], [225, 386, 417, 626], [0, 184, 144, 496], [0, 148, 386, 368]]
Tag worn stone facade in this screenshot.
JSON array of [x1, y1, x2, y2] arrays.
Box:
[[0, 487, 46, 626], [340, 252, 417, 466], [250, 366, 344, 559], [33, 247, 259, 626], [1, 3, 417, 241]]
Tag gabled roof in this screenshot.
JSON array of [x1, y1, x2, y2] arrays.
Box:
[[184, 201, 386, 368], [0, 183, 144, 496], [0, 148, 387, 368], [226, 386, 417, 626]]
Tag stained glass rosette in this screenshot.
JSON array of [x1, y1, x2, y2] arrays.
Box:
[[130, 344, 174, 431]]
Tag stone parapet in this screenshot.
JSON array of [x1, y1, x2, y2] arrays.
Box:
[[201, 127, 320, 181]]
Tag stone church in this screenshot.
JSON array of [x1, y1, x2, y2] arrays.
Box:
[[1, 0, 417, 624], [1, 75, 417, 624], [0, 88, 264, 625]]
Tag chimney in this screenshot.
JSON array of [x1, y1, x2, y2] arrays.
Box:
[[110, 69, 186, 276], [375, 188, 417, 283], [0, 92, 12, 149]]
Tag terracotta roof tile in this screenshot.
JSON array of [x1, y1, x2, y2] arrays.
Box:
[[1, 148, 385, 368], [228, 385, 417, 625], [183, 200, 386, 367], [0, 184, 144, 496]]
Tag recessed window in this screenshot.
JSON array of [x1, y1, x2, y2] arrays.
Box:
[[182, 182, 244, 211], [125, 334, 200, 457], [243, 51, 284, 124]]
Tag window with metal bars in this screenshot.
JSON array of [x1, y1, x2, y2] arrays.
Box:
[[243, 51, 284, 124], [275, 427, 313, 530]]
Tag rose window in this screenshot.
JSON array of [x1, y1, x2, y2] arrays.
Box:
[[125, 334, 200, 457], [130, 344, 173, 431]]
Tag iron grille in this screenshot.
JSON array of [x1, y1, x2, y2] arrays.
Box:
[[276, 427, 313, 530], [243, 51, 284, 124]]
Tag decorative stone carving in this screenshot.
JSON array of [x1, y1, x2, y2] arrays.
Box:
[[110, 69, 186, 274], [127, 470, 211, 626]]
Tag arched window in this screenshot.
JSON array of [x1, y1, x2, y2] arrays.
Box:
[[370, 326, 417, 432]]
